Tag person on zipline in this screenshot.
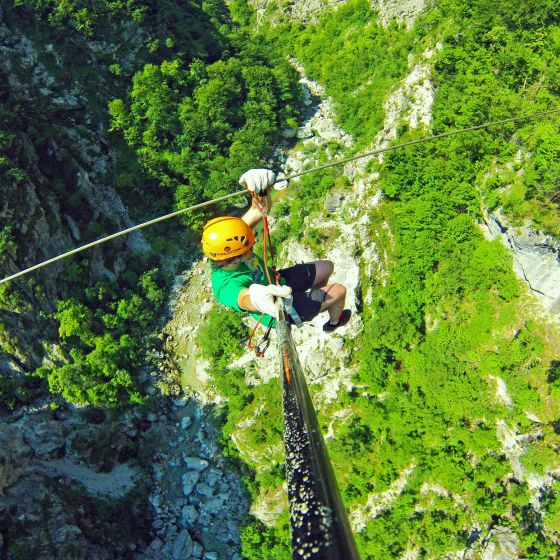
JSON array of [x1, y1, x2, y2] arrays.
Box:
[[202, 169, 351, 332]]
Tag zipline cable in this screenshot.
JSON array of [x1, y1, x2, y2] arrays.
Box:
[[0, 190, 249, 285], [1, 108, 558, 286], [282, 108, 560, 181]]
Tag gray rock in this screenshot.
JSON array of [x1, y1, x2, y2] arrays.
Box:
[[18, 414, 65, 457], [180, 505, 199, 527], [150, 537, 163, 551], [204, 467, 223, 484], [196, 482, 214, 498], [192, 541, 203, 558], [370, 0, 428, 29], [183, 455, 209, 472], [480, 526, 521, 560], [173, 398, 188, 408], [181, 416, 192, 429], [483, 212, 560, 313], [204, 552, 218, 560], [166, 524, 178, 540], [182, 471, 201, 497], [51, 524, 82, 544], [281, 127, 297, 139], [197, 510, 212, 527], [325, 191, 346, 212], [211, 465, 225, 477], [0, 425, 32, 493], [205, 496, 225, 515], [172, 529, 194, 560], [296, 128, 314, 139]]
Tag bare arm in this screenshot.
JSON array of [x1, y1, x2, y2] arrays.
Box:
[[237, 288, 258, 312], [241, 193, 272, 229]]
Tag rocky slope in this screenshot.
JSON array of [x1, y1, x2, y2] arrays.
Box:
[[0, 4, 148, 376], [246, 0, 431, 28], [0, 393, 249, 560]]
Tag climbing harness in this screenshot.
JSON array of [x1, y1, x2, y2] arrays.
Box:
[[1, 108, 559, 286]]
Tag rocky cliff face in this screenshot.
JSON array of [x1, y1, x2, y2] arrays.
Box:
[[482, 211, 560, 317], [0, 409, 148, 559], [0, 4, 147, 376], [246, 0, 431, 28], [0, 8, 157, 557]]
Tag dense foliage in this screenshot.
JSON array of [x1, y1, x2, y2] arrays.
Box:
[[109, 44, 300, 228], [207, 0, 560, 558], [35, 264, 168, 406], [0, 0, 300, 409], [2, 0, 560, 557]]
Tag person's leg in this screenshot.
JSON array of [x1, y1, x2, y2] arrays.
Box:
[[318, 283, 346, 324], [289, 283, 351, 330], [312, 260, 334, 288]]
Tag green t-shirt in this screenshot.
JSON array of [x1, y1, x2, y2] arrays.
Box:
[[211, 254, 280, 327]]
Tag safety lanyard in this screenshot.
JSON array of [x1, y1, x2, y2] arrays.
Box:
[[246, 194, 302, 356]]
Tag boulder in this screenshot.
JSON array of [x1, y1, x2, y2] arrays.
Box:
[[196, 482, 215, 498], [191, 541, 203, 558], [172, 529, 194, 560], [182, 471, 201, 497], [281, 127, 297, 139], [180, 504, 199, 527], [183, 455, 209, 472], [205, 496, 225, 515]]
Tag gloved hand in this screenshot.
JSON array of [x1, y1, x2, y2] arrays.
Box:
[[248, 284, 292, 317], [239, 169, 276, 194]]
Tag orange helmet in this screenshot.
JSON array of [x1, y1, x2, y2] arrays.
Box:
[[202, 216, 256, 261]]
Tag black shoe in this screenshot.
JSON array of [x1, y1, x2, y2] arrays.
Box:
[[323, 309, 352, 332]]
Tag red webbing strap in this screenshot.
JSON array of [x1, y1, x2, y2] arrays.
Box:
[[246, 193, 280, 356]]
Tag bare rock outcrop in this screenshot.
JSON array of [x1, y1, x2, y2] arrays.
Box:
[[482, 211, 560, 316], [247, 0, 432, 29], [0, 5, 148, 377], [371, 0, 432, 29], [0, 424, 32, 494]]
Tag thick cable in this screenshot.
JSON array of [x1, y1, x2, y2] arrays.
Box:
[[2, 108, 558, 286]]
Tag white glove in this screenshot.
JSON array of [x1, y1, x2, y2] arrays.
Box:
[[248, 284, 292, 318], [239, 169, 276, 194]]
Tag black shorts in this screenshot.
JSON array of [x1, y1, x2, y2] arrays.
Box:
[[278, 263, 327, 322]]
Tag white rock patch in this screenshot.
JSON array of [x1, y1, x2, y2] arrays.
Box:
[[351, 463, 416, 532]]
